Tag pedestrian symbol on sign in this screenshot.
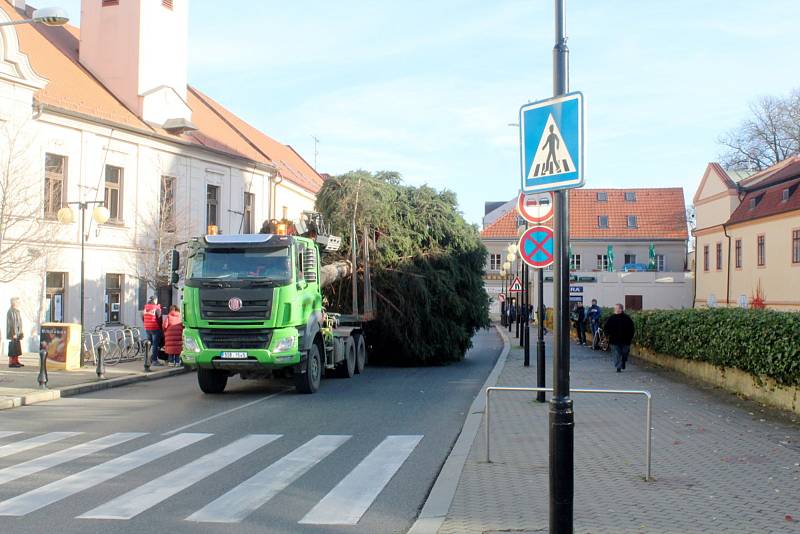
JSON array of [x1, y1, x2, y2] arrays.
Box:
[[528, 114, 575, 180]]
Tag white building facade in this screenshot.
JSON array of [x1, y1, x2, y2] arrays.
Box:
[[0, 0, 323, 353]]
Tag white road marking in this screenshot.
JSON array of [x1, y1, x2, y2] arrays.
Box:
[[0, 432, 81, 459], [299, 435, 423, 525], [0, 433, 146, 486], [187, 435, 351, 524], [78, 434, 281, 520], [0, 431, 23, 440], [0, 433, 210, 516], [162, 389, 290, 435]]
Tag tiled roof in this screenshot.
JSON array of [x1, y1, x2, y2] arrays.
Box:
[[5, 3, 323, 194], [727, 160, 800, 225], [481, 188, 688, 241], [739, 155, 800, 191]]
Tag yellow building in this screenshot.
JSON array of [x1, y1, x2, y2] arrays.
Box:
[[693, 158, 800, 310]]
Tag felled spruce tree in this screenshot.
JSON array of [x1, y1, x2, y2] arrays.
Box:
[[316, 170, 490, 365]]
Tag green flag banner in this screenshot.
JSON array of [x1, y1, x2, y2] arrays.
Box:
[[607, 245, 615, 272], [648, 242, 656, 270]]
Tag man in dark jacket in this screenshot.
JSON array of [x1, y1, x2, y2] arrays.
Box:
[[573, 302, 587, 345], [6, 297, 23, 368], [603, 303, 635, 372]]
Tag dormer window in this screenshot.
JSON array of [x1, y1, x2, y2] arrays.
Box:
[[596, 192, 608, 202], [624, 191, 636, 202], [627, 215, 638, 228], [749, 194, 763, 210], [783, 189, 790, 202], [163, 0, 174, 9], [598, 215, 609, 228], [102, 0, 119, 6]]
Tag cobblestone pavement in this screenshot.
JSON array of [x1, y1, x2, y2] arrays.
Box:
[[439, 327, 800, 534]]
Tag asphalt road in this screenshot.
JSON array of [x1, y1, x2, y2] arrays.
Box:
[[0, 327, 501, 534]]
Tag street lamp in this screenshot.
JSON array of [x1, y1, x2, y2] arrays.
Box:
[[58, 202, 109, 364], [0, 7, 69, 27]]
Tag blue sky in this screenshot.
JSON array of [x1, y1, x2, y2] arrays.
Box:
[[53, 1, 800, 224]]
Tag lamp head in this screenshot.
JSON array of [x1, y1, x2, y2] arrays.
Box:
[[56, 206, 74, 225], [32, 7, 69, 26], [92, 205, 110, 225]]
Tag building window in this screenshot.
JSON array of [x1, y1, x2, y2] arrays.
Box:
[[105, 274, 123, 324], [243, 192, 255, 233], [570, 254, 582, 271], [624, 191, 636, 202], [627, 215, 637, 228], [596, 192, 608, 202], [162, 0, 174, 9], [596, 254, 609, 271], [104, 165, 123, 224], [160, 175, 176, 233], [757, 235, 765, 266], [624, 254, 636, 265], [783, 189, 791, 202], [45, 272, 66, 323], [655, 254, 666, 272], [206, 184, 220, 230], [282, 206, 289, 220], [489, 254, 502, 271], [597, 215, 609, 228], [137, 278, 148, 312], [792, 230, 800, 264], [44, 154, 66, 218], [703, 245, 709, 271], [715, 242, 723, 270], [102, 0, 119, 6], [735, 239, 742, 269]]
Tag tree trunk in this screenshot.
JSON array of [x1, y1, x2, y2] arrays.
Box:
[[320, 260, 352, 288]]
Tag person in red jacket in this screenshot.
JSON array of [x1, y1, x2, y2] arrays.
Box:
[[142, 296, 163, 366], [162, 305, 184, 367]]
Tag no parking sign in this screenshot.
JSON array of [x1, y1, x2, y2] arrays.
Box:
[[518, 226, 555, 269]]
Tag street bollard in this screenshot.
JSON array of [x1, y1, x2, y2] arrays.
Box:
[[96, 343, 106, 379], [37, 348, 48, 389]]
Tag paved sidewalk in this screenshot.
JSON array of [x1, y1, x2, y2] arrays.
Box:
[[0, 352, 187, 409], [439, 327, 800, 534]]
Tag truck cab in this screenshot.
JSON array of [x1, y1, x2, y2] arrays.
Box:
[[180, 231, 366, 395]]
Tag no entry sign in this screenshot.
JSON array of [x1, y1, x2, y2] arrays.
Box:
[[518, 226, 555, 268], [517, 191, 554, 224]]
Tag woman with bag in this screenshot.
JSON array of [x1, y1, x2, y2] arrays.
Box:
[[6, 297, 24, 368], [161, 305, 184, 367]]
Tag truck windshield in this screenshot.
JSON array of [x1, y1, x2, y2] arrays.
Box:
[[187, 247, 291, 283]]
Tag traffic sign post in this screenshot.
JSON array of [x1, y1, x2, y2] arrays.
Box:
[[519, 92, 584, 193]]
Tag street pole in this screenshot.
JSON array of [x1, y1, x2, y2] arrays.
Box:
[[537, 267, 546, 403], [79, 204, 86, 367], [519, 261, 525, 349], [550, 0, 574, 532]]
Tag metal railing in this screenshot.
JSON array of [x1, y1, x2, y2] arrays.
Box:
[[485, 386, 653, 481]]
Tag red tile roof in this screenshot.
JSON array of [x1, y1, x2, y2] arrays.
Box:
[[739, 155, 800, 191], [4, 3, 323, 194], [481, 188, 688, 241], [727, 160, 800, 225]]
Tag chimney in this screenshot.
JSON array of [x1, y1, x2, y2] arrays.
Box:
[[79, 0, 195, 131]]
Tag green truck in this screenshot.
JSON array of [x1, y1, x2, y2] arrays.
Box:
[[178, 213, 373, 394]]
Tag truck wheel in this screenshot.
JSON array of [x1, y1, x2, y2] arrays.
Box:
[[198, 368, 228, 394], [296, 343, 322, 394], [354, 334, 366, 374], [336, 337, 356, 378]]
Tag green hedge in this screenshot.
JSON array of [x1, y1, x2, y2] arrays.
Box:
[[632, 308, 800, 386]]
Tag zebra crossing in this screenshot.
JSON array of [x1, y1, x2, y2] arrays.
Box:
[[0, 430, 423, 525]]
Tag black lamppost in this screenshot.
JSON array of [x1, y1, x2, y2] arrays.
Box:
[[58, 201, 110, 365]]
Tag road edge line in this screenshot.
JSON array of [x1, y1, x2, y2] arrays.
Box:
[[407, 324, 511, 534]]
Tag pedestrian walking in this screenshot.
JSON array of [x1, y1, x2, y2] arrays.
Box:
[[142, 296, 163, 367], [603, 303, 635, 372], [573, 302, 587, 345], [6, 297, 24, 368], [162, 305, 183, 367]]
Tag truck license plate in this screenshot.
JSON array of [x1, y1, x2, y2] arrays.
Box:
[[220, 352, 248, 359]]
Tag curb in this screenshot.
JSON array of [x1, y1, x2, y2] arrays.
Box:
[[0, 367, 190, 410], [408, 324, 512, 534]]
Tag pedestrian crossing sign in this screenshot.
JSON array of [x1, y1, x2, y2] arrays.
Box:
[[508, 276, 523, 293], [519, 92, 584, 193]]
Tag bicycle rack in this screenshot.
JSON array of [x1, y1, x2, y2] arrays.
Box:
[[485, 386, 653, 481]]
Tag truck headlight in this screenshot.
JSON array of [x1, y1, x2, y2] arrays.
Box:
[[274, 336, 295, 353], [183, 334, 201, 353]]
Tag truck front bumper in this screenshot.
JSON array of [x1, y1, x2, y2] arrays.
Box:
[[181, 326, 301, 371]]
